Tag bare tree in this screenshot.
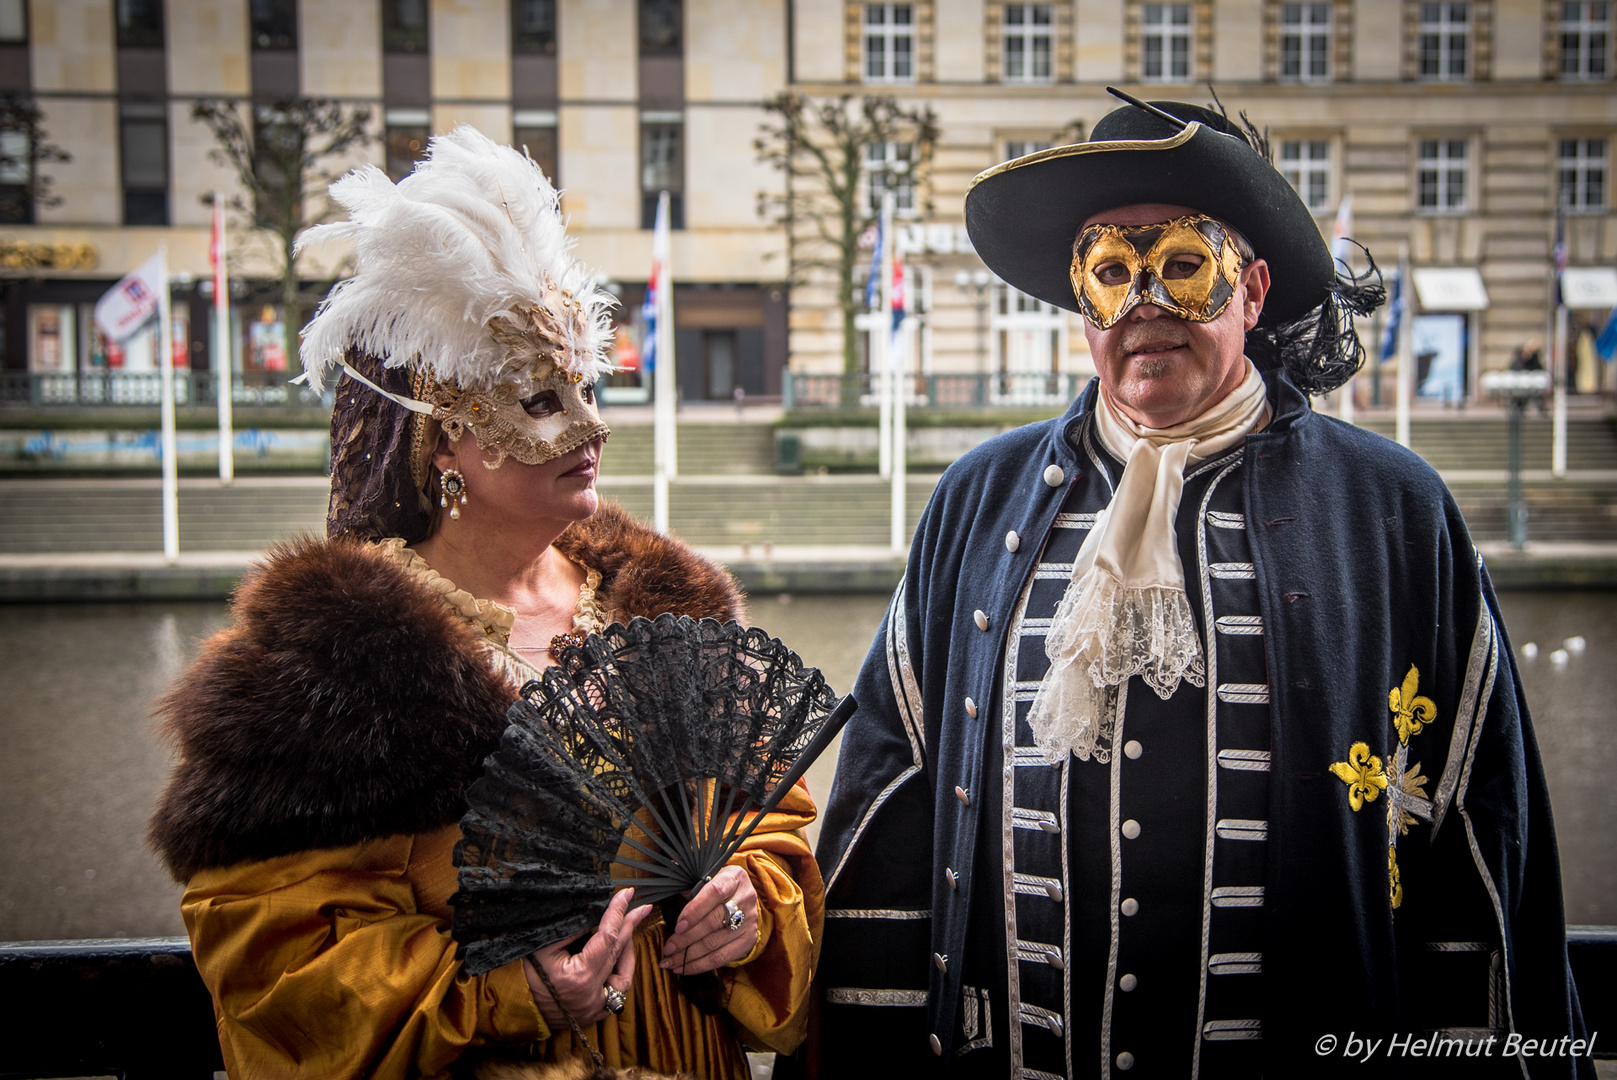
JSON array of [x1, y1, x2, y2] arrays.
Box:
[[755, 93, 938, 384], [0, 93, 71, 223], [192, 97, 373, 372]]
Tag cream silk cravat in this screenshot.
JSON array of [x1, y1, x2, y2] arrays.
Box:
[[1026, 361, 1271, 762]]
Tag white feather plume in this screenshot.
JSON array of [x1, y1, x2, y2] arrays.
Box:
[[297, 126, 616, 393]]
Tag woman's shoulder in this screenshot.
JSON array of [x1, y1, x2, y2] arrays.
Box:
[[555, 500, 745, 625], [148, 534, 514, 883]]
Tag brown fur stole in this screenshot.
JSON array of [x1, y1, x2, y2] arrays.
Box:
[[149, 500, 743, 882]]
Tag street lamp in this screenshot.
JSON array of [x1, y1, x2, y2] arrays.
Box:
[[1480, 369, 1553, 549], [955, 269, 992, 399]]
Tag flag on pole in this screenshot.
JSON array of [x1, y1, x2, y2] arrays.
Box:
[[864, 212, 885, 310], [210, 197, 227, 299], [642, 194, 671, 374], [1379, 265, 1404, 362], [890, 238, 906, 335], [94, 251, 167, 342], [1596, 306, 1617, 361], [1552, 205, 1568, 307], [1329, 193, 1355, 277]]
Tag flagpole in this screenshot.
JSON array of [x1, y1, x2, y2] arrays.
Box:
[[652, 190, 676, 533], [1395, 244, 1413, 450], [157, 245, 179, 562], [1552, 301, 1568, 478], [883, 193, 906, 551], [876, 214, 892, 482], [213, 191, 234, 484]]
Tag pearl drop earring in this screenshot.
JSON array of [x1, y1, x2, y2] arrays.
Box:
[[440, 468, 468, 520]]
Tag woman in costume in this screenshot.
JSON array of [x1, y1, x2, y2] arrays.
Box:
[[148, 127, 823, 1080]]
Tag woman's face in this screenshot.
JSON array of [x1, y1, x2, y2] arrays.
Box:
[[433, 390, 604, 534]]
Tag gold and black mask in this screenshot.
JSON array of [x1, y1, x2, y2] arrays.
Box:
[[1070, 214, 1247, 329]]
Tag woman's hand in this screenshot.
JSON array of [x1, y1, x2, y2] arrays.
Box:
[[660, 865, 760, 975], [524, 887, 653, 1030]]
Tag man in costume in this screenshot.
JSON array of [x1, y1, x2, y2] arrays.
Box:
[[813, 98, 1589, 1078]]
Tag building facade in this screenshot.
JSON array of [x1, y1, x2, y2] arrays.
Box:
[[0, 0, 1612, 406]]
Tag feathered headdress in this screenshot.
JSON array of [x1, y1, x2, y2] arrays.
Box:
[[298, 126, 615, 393]]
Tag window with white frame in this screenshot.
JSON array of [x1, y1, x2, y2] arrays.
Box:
[[864, 140, 916, 216], [1140, 3, 1193, 81], [1560, 1, 1610, 80], [1004, 4, 1054, 82], [1003, 138, 1052, 162], [1280, 139, 1332, 211], [864, 3, 915, 83], [1417, 2, 1469, 80], [992, 284, 1066, 402], [1279, 3, 1331, 81], [1558, 137, 1608, 211], [1417, 138, 1469, 212]]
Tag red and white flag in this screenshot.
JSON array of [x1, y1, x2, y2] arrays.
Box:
[[94, 251, 167, 342]]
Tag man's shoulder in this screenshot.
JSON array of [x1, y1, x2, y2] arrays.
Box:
[[1277, 411, 1451, 501]]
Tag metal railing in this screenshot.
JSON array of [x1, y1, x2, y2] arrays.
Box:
[[785, 371, 1082, 411], [0, 371, 330, 409]]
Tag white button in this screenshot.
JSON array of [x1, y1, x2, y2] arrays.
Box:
[[1124, 739, 1143, 759], [1043, 464, 1065, 487], [1045, 949, 1065, 971], [1116, 1051, 1135, 1070], [964, 696, 978, 718], [973, 609, 989, 631], [1005, 530, 1020, 552], [1046, 1014, 1065, 1037], [1121, 819, 1141, 840], [1121, 897, 1139, 916], [1044, 881, 1064, 902], [946, 868, 958, 889], [1119, 973, 1138, 992], [929, 1034, 942, 1055], [955, 785, 971, 806], [933, 952, 948, 972]]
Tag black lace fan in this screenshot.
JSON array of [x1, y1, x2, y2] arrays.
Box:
[[451, 614, 856, 976]]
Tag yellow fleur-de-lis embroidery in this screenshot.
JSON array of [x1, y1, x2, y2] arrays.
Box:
[[1389, 760, 1431, 836], [1388, 845, 1403, 909], [1329, 742, 1389, 811], [1389, 665, 1437, 746]]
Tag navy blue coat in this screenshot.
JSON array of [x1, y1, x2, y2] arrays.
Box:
[[814, 372, 1588, 1078]]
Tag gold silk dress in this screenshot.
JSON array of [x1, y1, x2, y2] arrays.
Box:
[[178, 541, 824, 1080]]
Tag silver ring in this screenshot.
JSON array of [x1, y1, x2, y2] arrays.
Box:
[[723, 899, 745, 931], [603, 984, 627, 1015]]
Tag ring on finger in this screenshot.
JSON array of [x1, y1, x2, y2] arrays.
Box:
[[603, 984, 627, 1015], [723, 899, 745, 931]]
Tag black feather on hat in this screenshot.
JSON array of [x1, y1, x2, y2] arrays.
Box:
[[965, 94, 1385, 394]]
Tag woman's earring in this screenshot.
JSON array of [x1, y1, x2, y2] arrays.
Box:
[[440, 468, 468, 520]]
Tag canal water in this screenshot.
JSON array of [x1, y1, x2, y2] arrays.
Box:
[[0, 590, 1612, 941]]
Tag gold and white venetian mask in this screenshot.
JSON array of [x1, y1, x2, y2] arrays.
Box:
[[422, 275, 611, 469], [1070, 214, 1247, 329]]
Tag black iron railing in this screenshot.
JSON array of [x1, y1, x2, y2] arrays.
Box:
[[0, 371, 329, 409]]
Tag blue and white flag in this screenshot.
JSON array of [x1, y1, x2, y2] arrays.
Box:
[[864, 213, 884, 310], [1379, 265, 1404, 362], [1596, 305, 1617, 361]]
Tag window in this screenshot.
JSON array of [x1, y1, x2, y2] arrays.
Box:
[[992, 285, 1066, 403], [864, 140, 916, 216], [514, 110, 559, 185], [640, 0, 682, 55], [116, 0, 163, 47], [1280, 139, 1331, 211], [121, 103, 168, 225], [1140, 3, 1192, 82], [0, 126, 30, 224], [864, 4, 915, 83], [1561, 1, 1610, 80], [512, 0, 556, 54], [0, 0, 27, 43], [1558, 137, 1608, 211], [1003, 138, 1052, 161], [384, 115, 429, 181], [1417, 2, 1468, 80], [641, 117, 684, 229], [1004, 4, 1053, 82], [383, 0, 428, 54], [250, 0, 296, 49], [1417, 138, 1468, 212], [1279, 3, 1331, 81]]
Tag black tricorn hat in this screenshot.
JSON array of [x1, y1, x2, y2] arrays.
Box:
[[965, 97, 1336, 328]]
